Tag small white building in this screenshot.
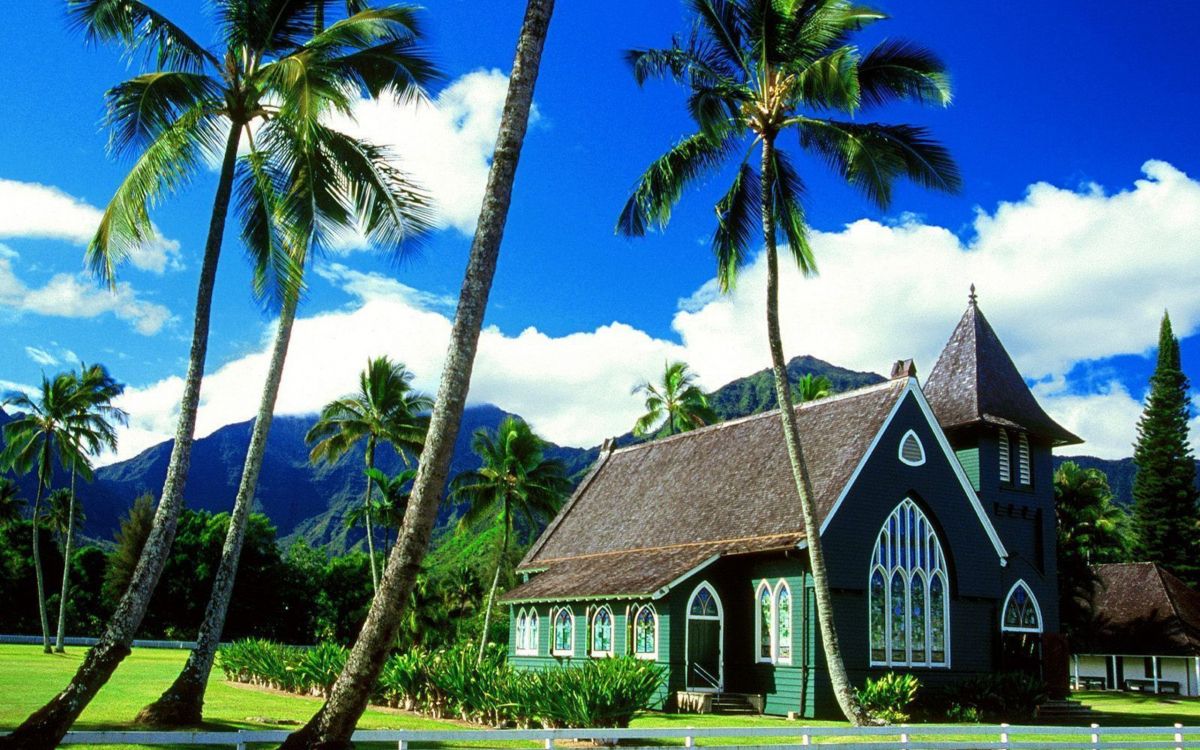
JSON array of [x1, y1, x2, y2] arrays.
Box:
[[1072, 562, 1200, 696]]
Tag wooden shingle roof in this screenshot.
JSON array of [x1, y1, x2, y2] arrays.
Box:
[[1084, 563, 1200, 656], [923, 299, 1081, 446], [501, 378, 908, 603]]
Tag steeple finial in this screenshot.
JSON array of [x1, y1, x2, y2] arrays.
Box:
[[968, 283, 978, 307]]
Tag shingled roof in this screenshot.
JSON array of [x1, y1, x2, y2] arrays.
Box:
[[923, 296, 1081, 446], [1082, 563, 1200, 656], [500, 378, 909, 603]]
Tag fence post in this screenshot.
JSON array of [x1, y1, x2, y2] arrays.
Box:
[[398, 740, 408, 750], [801, 731, 810, 746], [1175, 722, 1183, 750], [544, 738, 554, 750], [684, 735, 694, 748], [1000, 722, 1009, 750], [1091, 722, 1100, 750], [236, 730, 247, 750], [899, 724, 909, 748]]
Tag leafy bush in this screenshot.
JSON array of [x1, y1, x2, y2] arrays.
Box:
[[945, 703, 980, 723], [856, 673, 920, 724], [293, 641, 348, 697], [940, 672, 1047, 722], [529, 657, 664, 728]]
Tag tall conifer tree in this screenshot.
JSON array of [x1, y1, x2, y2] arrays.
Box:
[[1132, 312, 1200, 586]]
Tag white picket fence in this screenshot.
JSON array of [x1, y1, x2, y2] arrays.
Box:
[[41, 723, 1200, 749]]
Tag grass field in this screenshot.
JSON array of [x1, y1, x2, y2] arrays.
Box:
[[3, 644, 1200, 748]]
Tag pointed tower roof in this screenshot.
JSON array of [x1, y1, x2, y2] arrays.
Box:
[[924, 288, 1082, 446]]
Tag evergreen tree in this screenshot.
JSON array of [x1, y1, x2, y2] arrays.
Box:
[[1132, 312, 1200, 586]]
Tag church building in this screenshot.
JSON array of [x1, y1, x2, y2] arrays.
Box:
[[500, 294, 1080, 717]]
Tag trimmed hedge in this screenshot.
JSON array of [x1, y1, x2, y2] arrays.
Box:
[[219, 639, 663, 728]]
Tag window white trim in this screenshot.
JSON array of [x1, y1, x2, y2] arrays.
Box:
[[590, 605, 615, 657], [774, 579, 793, 665], [754, 581, 774, 663], [684, 581, 724, 691], [1001, 579, 1043, 634], [632, 604, 658, 660], [999, 428, 1011, 483], [551, 605, 575, 657], [898, 429, 926, 466], [1017, 433, 1032, 486], [868, 498, 951, 669], [515, 607, 539, 656]]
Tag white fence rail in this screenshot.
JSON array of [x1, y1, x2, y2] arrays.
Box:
[[38, 723, 1200, 749]]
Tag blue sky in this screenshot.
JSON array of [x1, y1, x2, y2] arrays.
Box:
[[1, 1, 1199, 462]]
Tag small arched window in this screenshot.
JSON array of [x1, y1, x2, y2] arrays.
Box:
[[775, 581, 792, 664], [515, 608, 540, 655], [899, 430, 926, 466], [756, 582, 774, 662], [591, 606, 614, 656], [1002, 581, 1042, 633], [633, 604, 657, 659], [1017, 433, 1031, 486], [869, 498, 950, 668], [551, 606, 574, 656], [998, 428, 1011, 483]]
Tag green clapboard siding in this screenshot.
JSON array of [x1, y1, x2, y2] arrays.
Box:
[[956, 447, 981, 491]]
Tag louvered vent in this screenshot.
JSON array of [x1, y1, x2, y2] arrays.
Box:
[[899, 430, 925, 466], [999, 428, 1011, 482], [1018, 432, 1032, 485]]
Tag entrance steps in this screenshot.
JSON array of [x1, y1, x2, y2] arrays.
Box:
[[1036, 699, 1096, 723], [674, 691, 764, 715]]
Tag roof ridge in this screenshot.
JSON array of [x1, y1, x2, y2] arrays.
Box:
[[610, 377, 902, 456]]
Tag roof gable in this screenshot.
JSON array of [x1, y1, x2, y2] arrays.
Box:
[[924, 300, 1081, 446], [1086, 562, 1200, 655]]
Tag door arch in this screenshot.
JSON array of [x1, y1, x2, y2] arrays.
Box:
[[685, 581, 723, 691], [1000, 580, 1043, 676]]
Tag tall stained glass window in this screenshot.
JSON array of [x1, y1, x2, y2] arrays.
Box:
[[757, 583, 774, 661], [775, 582, 792, 663], [1002, 581, 1042, 633], [552, 607, 574, 655], [591, 606, 613, 656], [634, 605, 657, 657], [869, 498, 950, 667]]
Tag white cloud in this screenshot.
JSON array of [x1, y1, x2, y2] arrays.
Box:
[[0, 255, 173, 335], [332, 69, 524, 239], [0, 178, 181, 274], [97, 161, 1200, 465], [24, 346, 58, 367]]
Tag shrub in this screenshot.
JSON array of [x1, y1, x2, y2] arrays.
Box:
[[856, 673, 920, 724], [293, 641, 347, 697], [941, 672, 1047, 722], [945, 703, 980, 723]]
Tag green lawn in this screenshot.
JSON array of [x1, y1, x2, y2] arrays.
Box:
[[3, 645, 1200, 749]]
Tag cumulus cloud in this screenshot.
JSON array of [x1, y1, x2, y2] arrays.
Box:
[[0, 178, 181, 274], [98, 161, 1200, 464], [332, 69, 524, 239], [0, 254, 172, 335]]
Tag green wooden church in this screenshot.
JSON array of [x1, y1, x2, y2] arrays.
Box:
[[500, 294, 1080, 717]]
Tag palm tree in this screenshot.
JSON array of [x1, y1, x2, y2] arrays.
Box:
[[2, 4, 433, 747], [632, 361, 718, 437], [362, 467, 416, 553], [795, 373, 832, 403], [616, 0, 959, 723], [54, 364, 126, 654], [133, 3, 434, 727], [307, 357, 431, 593], [0, 478, 25, 528], [1, 374, 95, 653], [451, 416, 570, 662], [281, 2, 555, 745]]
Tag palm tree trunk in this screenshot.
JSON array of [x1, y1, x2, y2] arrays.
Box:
[[0, 124, 243, 750], [760, 135, 867, 726], [278, 4, 554, 746], [31, 471, 51, 654], [54, 468, 78, 652], [477, 512, 509, 664], [363, 439, 379, 594], [134, 295, 298, 727]]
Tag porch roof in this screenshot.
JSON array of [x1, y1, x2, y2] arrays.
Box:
[[1080, 563, 1200, 656]]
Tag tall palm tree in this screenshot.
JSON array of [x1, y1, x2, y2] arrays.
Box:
[[616, 0, 959, 723], [0, 477, 24, 528], [307, 357, 431, 593], [632, 361, 718, 437], [361, 466, 416, 553], [134, 3, 434, 727], [795, 373, 832, 403], [451, 416, 570, 662], [55, 364, 126, 654], [281, 2, 555, 746], [1, 5, 433, 747], [1, 374, 95, 653]]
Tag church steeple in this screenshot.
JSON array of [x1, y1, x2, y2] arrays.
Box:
[[924, 290, 1082, 447]]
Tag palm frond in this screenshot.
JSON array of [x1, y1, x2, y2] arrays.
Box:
[[712, 160, 760, 291], [857, 39, 951, 108], [104, 71, 224, 160], [235, 145, 303, 307], [787, 45, 860, 112], [67, 0, 218, 72], [769, 148, 816, 275], [687, 0, 750, 73], [617, 132, 735, 237]]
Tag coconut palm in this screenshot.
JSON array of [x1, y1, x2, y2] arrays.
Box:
[[0, 478, 25, 528], [54, 364, 126, 654], [1, 5, 434, 747], [616, 0, 959, 723], [451, 416, 570, 662], [795, 373, 832, 403], [632, 361, 718, 437], [1, 374, 97, 653], [361, 467, 416, 553], [307, 357, 431, 593], [133, 3, 434, 726], [281, 3, 555, 746]]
